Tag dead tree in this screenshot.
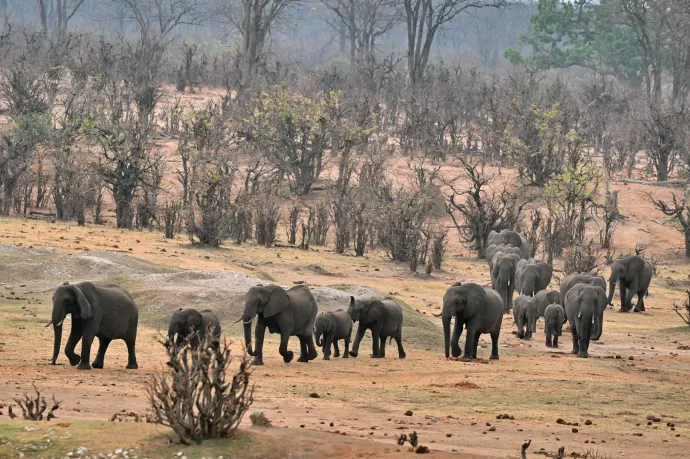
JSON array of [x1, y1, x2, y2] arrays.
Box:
[[649, 189, 690, 257], [12, 384, 62, 421]]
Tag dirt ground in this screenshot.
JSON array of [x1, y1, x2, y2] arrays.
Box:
[[1, 191, 690, 459]]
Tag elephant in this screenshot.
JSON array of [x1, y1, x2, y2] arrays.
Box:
[[439, 283, 503, 360], [348, 297, 405, 359], [491, 250, 521, 314], [241, 284, 318, 366], [314, 310, 353, 360], [606, 255, 653, 312], [533, 290, 562, 318], [513, 294, 536, 339], [516, 259, 553, 297], [487, 230, 532, 259], [167, 309, 221, 350], [46, 282, 138, 370], [564, 284, 607, 358], [543, 304, 565, 348], [560, 272, 607, 340]]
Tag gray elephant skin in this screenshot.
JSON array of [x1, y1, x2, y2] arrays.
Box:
[[607, 255, 653, 312], [516, 259, 553, 297], [564, 284, 607, 358], [440, 283, 503, 360], [487, 229, 532, 259], [168, 309, 221, 350], [533, 290, 562, 318], [242, 284, 318, 365], [560, 272, 607, 340], [488, 246, 521, 313], [513, 294, 536, 339], [314, 310, 353, 360], [47, 282, 138, 370], [543, 304, 565, 348], [348, 297, 405, 359]]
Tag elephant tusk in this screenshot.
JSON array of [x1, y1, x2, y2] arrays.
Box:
[[432, 312, 442, 318], [56, 319, 64, 327], [233, 317, 243, 324], [243, 319, 253, 325]]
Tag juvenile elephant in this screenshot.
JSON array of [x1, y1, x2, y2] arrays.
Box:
[[440, 283, 503, 360], [564, 284, 607, 358], [47, 282, 138, 370], [491, 250, 521, 313], [607, 255, 653, 312], [168, 309, 221, 350], [516, 259, 553, 297], [487, 230, 532, 259], [533, 290, 562, 318], [314, 310, 353, 360], [544, 304, 565, 348], [241, 284, 318, 366], [348, 297, 405, 359], [560, 272, 607, 340], [513, 295, 536, 339]]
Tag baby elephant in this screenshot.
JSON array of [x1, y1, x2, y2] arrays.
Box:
[[168, 309, 221, 350], [313, 310, 353, 360], [543, 303, 565, 348], [513, 295, 536, 339]]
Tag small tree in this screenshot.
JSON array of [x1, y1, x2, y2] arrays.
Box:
[[563, 239, 600, 275], [147, 334, 254, 446], [649, 189, 690, 257], [445, 157, 528, 258], [673, 291, 690, 327]]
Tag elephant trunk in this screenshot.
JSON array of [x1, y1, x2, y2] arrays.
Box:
[[579, 307, 593, 356], [497, 277, 510, 312], [51, 324, 62, 365], [315, 331, 323, 347], [243, 321, 255, 356], [442, 314, 451, 358], [607, 279, 616, 305]]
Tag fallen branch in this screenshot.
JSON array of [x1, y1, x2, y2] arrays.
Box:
[[615, 178, 687, 187], [521, 439, 531, 459]]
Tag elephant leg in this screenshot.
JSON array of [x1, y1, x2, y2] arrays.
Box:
[[279, 330, 294, 364], [619, 283, 628, 312], [395, 330, 406, 359], [370, 324, 383, 358], [349, 324, 366, 357], [322, 335, 332, 360], [332, 340, 340, 357], [545, 328, 552, 348], [92, 337, 111, 369], [553, 334, 559, 348], [634, 290, 645, 312], [472, 332, 480, 359], [489, 330, 500, 360], [450, 320, 463, 358], [379, 336, 387, 358], [306, 335, 318, 361], [77, 333, 95, 370], [626, 279, 639, 311], [569, 322, 579, 355], [343, 334, 350, 358], [462, 327, 476, 360], [252, 320, 267, 366], [64, 323, 82, 366], [507, 283, 515, 313], [297, 336, 308, 362], [125, 338, 138, 369]]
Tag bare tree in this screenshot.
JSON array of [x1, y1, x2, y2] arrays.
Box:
[[403, 0, 507, 86], [648, 188, 690, 257], [36, 0, 85, 42]]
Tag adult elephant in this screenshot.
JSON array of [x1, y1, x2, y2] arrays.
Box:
[[533, 290, 562, 318], [516, 259, 553, 297], [560, 272, 607, 340], [167, 309, 221, 350], [439, 283, 503, 360], [314, 310, 353, 360], [607, 255, 653, 312], [491, 250, 521, 313], [564, 284, 607, 358], [241, 284, 318, 366], [348, 297, 405, 359], [46, 282, 139, 370], [513, 294, 536, 339], [487, 230, 531, 259]]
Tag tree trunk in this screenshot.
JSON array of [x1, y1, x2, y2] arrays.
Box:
[[685, 226, 690, 258]]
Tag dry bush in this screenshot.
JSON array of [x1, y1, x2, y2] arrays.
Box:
[[673, 291, 690, 327], [162, 201, 182, 239], [147, 334, 254, 445], [11, 384, 61, 421], [563, 239, 600, 275], [254, 194, 280, 246], [430, 227, 448, 270]]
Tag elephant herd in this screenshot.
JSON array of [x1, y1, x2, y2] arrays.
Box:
[[43, 233, 654, 369]]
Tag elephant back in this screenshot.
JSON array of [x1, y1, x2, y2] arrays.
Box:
[[287, 285, 318, 329]]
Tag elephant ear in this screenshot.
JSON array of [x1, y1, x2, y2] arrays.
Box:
[[69, 285, 93, 320], [595, 286, 608, 309], [362, 300, 384, 323], [186, 310, 203, 332], [326, 312, 337, 333], [462, 284, 485, 319], [263, 285, 290, 318], [626, 256, 645, 277]]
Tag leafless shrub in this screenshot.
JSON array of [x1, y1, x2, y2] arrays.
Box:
[[635, 244, 647, 256], [286, 200, 301, 245], [163, 201, 182, 239], [254, 195, 280, 246], [147, 334, 254, 446], [525, 209, 542, 258], [230, 193, 253, 245], [12, 384, 61, 421], [603, 249, 616, 265], [648, 255, 661, 276], [396, 431, 419, 447], [563, 239, 600, 276], [673, 291, 690, 327], [312, 200, 330, 246], [431, 226, 448, 270]]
